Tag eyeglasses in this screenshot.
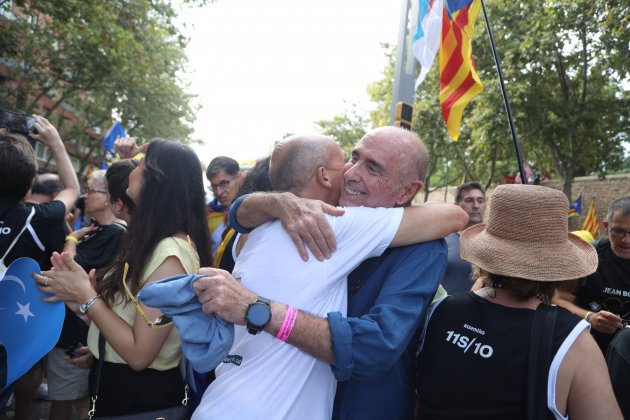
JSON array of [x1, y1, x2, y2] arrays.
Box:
[[86, 187, 108, 195], [210, 178, 234, 192], [461, 198, 485, 205], [122, 262, 172, 328], [609, 227, 630, 238]]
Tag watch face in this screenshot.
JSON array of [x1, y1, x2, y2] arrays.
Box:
[[247, 302, 271, 328]]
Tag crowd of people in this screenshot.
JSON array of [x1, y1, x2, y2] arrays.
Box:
[[0, 116, 627, 419]]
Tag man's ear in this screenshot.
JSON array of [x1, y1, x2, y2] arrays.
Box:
[[395, 180, 423, 207], [602, 220, 609, 234], [316, 166, 333, 189]]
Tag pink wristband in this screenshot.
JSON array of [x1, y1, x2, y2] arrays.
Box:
[[276, 306, 298, 342]]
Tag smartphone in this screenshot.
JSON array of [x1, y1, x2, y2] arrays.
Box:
[[0, 109, 35, 135], [0, 109, 37, 147]]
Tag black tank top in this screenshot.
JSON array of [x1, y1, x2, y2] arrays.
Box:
[[416, 292, 582, 420]]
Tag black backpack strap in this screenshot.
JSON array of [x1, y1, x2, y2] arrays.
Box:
[[527, 304, 557, 420]]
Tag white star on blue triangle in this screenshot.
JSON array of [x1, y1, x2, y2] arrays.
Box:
[[15, 301, 35, 323]]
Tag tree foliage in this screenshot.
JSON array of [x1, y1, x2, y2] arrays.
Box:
[[475, 0, 630, 199], [315, 103, 368, 156], [0, 0, 202, 174], [316, 0, 629, 200]]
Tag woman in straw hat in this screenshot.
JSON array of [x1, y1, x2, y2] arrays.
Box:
[[416, 185, 621, 419]]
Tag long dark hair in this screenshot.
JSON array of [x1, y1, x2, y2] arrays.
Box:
[[106, 159, 138, 212], [97, 139, 211, 303]]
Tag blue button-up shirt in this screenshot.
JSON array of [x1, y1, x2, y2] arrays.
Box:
[[329, 240, 447, 420]]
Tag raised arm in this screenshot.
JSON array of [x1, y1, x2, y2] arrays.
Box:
[[114, 135, 148, 159], [30, 115, 80, 215], [230, 192, 344, 261], [390, 202, 469, 247]]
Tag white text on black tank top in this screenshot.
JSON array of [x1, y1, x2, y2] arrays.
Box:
[[445, 330, 494, 358]]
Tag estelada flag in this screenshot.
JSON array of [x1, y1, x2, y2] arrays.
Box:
[[568, 192, 583, 218]]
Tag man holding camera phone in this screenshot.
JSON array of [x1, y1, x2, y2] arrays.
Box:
[[0, 115, 80, 269], [0, 114, 80, 420]]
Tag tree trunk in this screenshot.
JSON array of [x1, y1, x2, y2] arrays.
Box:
[[423, 174, 431, 203]]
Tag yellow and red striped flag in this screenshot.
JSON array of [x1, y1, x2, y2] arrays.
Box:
[[582, 201, 599, 238], [439, 0, 484, 140]]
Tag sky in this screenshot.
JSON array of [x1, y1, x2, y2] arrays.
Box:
[[176, 0, 403, 165]]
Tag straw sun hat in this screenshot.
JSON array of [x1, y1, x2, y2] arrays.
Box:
[[460, 184, 598, 281]]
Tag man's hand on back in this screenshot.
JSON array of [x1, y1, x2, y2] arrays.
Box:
[[273, 193, 344, 262]]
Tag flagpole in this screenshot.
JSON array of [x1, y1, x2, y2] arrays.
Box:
[[479, 0, 527, 184], [390, 0, 417, 126]]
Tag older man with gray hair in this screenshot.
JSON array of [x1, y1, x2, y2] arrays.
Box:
[[556, 196, 630, 353]]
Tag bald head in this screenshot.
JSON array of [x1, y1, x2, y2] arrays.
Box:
[[340, 126, 428, 208], [270, 134, 341, 194], [27, 173, 62, 204], [364, 126, 429, 185]]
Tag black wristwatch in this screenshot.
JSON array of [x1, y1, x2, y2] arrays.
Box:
[[245, 296, 271, 335]]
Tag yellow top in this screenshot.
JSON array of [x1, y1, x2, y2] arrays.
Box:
[[87, 236, 199, 370], [207, 210, 225, 237]]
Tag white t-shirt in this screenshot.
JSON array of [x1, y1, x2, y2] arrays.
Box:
[[192, 206, 404, 420]]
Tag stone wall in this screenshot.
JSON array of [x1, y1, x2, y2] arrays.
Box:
[[420, 173, 630, 240], [541, 174, 630, 237]]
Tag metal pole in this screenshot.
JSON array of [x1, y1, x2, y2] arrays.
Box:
[[480, 0, 527, 184], [390, 0, 418, 125]]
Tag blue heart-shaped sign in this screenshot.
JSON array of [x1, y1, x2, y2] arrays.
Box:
[[0, 258, 65, 387]]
